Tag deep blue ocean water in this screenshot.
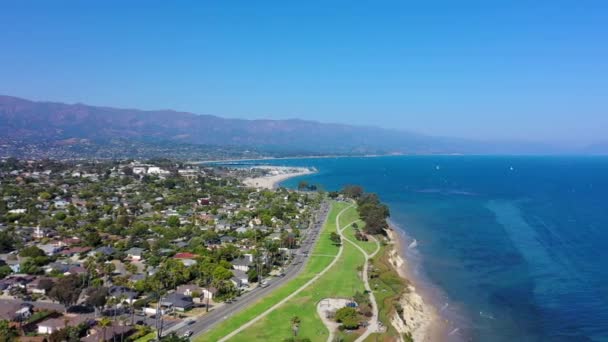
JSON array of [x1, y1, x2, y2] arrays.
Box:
[[237, 156, 608, 341]]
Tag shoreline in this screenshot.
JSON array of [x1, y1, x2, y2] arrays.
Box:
[[385, 225, 449, 342], [242, 166, 315, 189]]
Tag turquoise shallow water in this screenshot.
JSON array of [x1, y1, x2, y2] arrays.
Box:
[[229, 156, 608, 341]]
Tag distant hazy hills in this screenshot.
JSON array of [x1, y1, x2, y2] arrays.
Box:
[[0, 95, 597, 157]]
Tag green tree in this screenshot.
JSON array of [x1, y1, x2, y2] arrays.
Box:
[[54, 212, 67, 221], [335, 307, 359, 329], [38, 191, 52, 200], [342, 185, 364, 199], [20, 259, 42, 275], [48, 275, 83, 309], [329, 232, 341, 245], [0, 231, 15, 253], [85, 287, 108, 315], [0, 320, 18, 342], [290, 316, 301, 336], [19, 246, 46, 258], [167, 216, 180, 228], [0, 265, 12, 278]]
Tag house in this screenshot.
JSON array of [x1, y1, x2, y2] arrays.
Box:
[[205, 238, 221, 248], [132, 167, 147, 175], [0, 301, 33, 321], [201, 287, 218, 301], [235, 227, 248, 234], [91, 246, 116, 257], [8, 209, 26, 214], [232, 255, 252, 272], [108, 286, 138, 304], [46, 262, 70, 274], [66, 265, 87, 276], [60, 246, 92, 257], [26, 277, 55, 295], [197, 197, 211, 206], [147, 167, 168, 175], [38, 244, 62, 256], [179, 259, 197, 267], [176, 284, 204, 297], [38, 315, 89, 334], [5, 258, 21, 273], [231, 269, 249, 288], [215, 222, 230, 232], [219, 236, 237, 244], [53, 200, 69, 209], [125, 247, 144, 261], [160, 293, 194, 312], [173, 252, 198, 259], [81, 323, 134, 342]]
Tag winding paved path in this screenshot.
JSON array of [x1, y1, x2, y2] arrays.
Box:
[[339, 225, 381, 342]]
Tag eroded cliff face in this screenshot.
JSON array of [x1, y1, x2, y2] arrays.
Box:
[[387, 235, 434, 342]]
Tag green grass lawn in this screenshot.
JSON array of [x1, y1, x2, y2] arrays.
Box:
[[338, 202, 360, 228], [197, 201, 349, 342], [133, 332, 156, 342], [227, 205, 367, 342], [342, 220, 379, 256]]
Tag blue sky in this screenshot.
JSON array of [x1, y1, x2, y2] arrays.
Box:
[[1, 1, 607, 145]]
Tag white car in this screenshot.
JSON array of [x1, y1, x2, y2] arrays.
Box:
[[183, 330, 193, 337]]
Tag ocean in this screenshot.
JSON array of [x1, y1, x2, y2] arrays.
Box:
[[237, 155, 608, 341]]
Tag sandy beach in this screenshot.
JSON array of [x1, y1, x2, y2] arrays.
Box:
[[242, 166, 315, 189], [386, 227, 447, 342]]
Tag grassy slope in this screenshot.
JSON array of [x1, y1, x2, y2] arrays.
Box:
[[197, 201, 349, 342], [366, 240, 410, 341], [228, 204, 367, 342]]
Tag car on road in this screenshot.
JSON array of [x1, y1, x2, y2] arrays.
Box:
[[183, 330, 193, 337]]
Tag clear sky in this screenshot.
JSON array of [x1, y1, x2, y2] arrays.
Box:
[[1, 1, 607, 145]]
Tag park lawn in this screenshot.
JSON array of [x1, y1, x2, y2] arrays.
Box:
[[197, 201, 347, 342], [338, 202, 360, 228], [229, 206, 367, 342], [314, 201, 349, 256], [342, 220, 379, 256]]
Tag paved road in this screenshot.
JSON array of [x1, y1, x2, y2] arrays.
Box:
[[186, 201, 331, 339]]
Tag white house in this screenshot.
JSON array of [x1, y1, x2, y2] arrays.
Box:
[[8, 209, 26, 214], [132, 167, 147, 175], [147, 167, 169, 175], [126, 247, 144, 261]]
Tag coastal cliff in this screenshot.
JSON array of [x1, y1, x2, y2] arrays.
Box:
[[386, 229, 437, 342]]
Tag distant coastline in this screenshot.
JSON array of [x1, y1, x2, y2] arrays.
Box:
[[190, 153, 407, 165], [242, 166, 316, 189]]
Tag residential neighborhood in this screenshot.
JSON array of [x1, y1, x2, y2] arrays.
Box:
[[0, 158, 323, 341]]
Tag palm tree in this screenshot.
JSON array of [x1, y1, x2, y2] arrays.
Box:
[[291, 316, 301, 336], [99, 317, 112, 342]]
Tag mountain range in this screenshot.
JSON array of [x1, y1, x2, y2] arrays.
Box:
[[0, 95, 601, 158]]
